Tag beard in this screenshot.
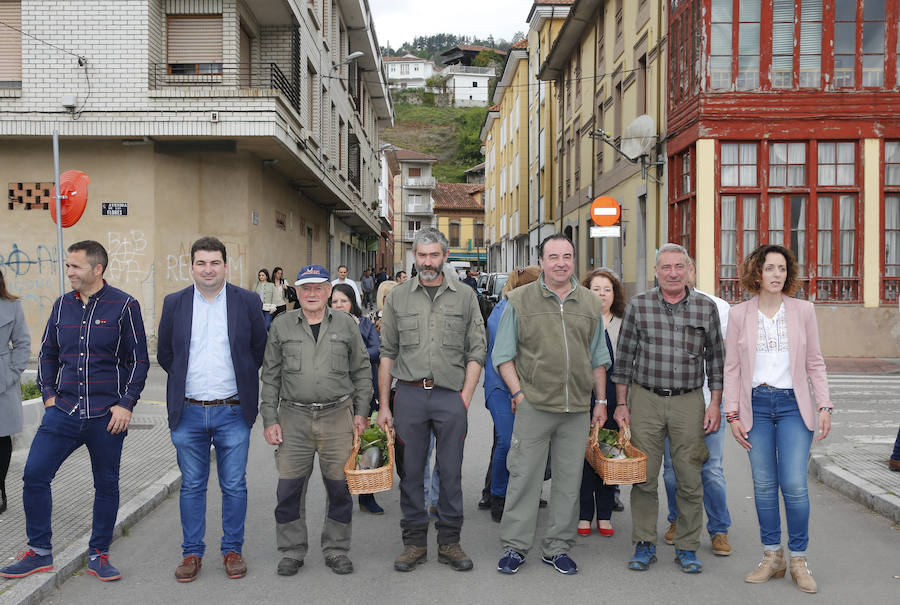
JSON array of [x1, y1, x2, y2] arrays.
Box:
[[416, 262, 442, 281]]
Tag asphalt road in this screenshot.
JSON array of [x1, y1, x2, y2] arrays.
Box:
[[41, 370, 900, 604]]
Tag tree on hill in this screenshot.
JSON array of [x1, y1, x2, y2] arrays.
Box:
[[381, 33, 515, 60]]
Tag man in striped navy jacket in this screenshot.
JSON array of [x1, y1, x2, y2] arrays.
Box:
[[0, 240, 149, 582]]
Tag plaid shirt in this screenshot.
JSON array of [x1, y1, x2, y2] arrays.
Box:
[[611, 287, 724, 392], [38, 282, 149, 418]]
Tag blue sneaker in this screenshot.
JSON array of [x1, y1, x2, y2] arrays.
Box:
[[674, 549, 703, 573], [0, 549, 54, 578], [497, 550, 526, 574], [628, 541, 657, 571], [541, 553, 578, 575], [87, 551, 122, 582]]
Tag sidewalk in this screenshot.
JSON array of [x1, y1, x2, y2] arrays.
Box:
[[0, 414, 179, 605], [810, 357, 900, 524]]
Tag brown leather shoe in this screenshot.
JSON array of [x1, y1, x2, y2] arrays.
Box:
[[745, 549, 786, 583], [711, 533, 731, 556], [223, 552, 246, 579], [394, 545, 427, 572], [664, 522, 676, 545], [789, 556, 818, 593], [175, 555, 202, 583], [890, 458, 900, 472], [438, 543, 474, 571]]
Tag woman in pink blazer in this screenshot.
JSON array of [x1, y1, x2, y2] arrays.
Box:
[[723, 244, 833, 595]]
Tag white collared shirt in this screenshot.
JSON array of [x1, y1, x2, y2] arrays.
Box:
[[752, 303, 793, 389], [185, 284, 238, 399]]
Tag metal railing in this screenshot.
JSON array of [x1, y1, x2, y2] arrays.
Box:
[[406, 176, 436, 189], [405, 201, 432, 214], [149, 63, 301, 114]]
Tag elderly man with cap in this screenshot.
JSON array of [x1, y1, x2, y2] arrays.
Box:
[[260, 265, 373, 576]]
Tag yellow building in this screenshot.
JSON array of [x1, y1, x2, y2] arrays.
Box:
[[539, 0, 667, 294], [433, 183, 486, 269]]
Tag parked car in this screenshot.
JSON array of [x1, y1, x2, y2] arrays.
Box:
[[479, 272, 509, 323]]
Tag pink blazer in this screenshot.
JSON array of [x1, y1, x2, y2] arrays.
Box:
[[723, 296, 832, 431]]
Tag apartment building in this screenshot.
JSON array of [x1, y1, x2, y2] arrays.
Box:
[[666, 0, 899, 356], [384, 53, 437, 89], [0, 0, 392, 351], [432, 182, 486, 270], [442, 64, 494, 106], [539, 0, 667, 291], [384, 147, 437, 273]]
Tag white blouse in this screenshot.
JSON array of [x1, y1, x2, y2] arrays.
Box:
[[751, 303, 793, 389]]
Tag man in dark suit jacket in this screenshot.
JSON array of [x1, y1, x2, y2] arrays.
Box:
[[157, 236, 266, 583]]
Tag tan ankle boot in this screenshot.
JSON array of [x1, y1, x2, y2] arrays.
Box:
[[744, 549, 786, 583], [790, 556, 818, 593]]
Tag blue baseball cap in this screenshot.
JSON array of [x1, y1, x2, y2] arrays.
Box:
[[295, 264, 330, 286]]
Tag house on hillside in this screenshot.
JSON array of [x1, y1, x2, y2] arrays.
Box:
[[443, 64, 494, 106], [433, 182, 486, 270], [384, 53, 438, 89], [438, 44, 507, 67], [464, 162, 485, 184]]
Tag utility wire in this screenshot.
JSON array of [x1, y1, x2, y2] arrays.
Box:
[[0, 18, 84, 60]]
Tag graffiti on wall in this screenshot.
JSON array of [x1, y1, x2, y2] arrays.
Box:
[[165, 239, 246, 287], [107, 230, 148, 283], [0, 242, 59, 309]]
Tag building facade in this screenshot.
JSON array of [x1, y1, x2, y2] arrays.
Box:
[[539, 0, 668, 293], [384, 53, 437, 89], [666, 0, 899, 356], [443, 64, 495, 106], [432, 182, 486, 270], [0, 0, 392, 352], [385, 148, 437, 273]]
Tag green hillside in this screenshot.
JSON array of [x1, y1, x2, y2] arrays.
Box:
[[382, 103, 487, 183]]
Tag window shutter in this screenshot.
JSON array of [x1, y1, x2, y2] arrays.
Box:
[[0, 0, 22, 83], [167, 15, 222, 65]]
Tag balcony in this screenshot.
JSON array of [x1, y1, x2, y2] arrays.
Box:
[[149, 63, 301, 115], [405, 200, 433, 214], [406, 176, 436, 189]]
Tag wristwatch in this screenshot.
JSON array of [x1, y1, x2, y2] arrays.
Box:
[[595, 399, 608, 405]]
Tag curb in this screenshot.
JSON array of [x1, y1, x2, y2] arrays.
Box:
[[1, 468, 182, 605], [809, 453, 900, 523]]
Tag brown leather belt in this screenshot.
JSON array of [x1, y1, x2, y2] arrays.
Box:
[[399, 378, 435, 390], [186, 397, 240, 406]]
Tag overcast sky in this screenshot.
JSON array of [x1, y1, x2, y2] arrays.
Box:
[[369, 0, 530, 51]]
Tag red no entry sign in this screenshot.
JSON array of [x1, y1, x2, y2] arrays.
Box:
[[590, 196, 621, 227]]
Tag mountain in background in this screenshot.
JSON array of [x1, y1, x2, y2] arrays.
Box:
[[381, 32, 524, 61]]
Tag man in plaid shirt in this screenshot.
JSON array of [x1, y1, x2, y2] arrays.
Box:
[[611, 243, 724, 575]]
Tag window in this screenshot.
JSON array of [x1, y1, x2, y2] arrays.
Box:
[[408, 167, 421, 177], [474, 222, 485, 247], [798, 0, 822, 88], [0, 0, 22, 87], [680, 149, 691, 194], [709, 0, 733, 90], [348, 133, 360, 190], [669, 146, 695, 256], [306, 63, 317, 133], [736, 0, 760, 90], [449, 222, 460, 247], [817, 142, 854, 186], [885, 142, 900, 302], [721, 143, 757, 187], [769, 142, 806, 187], [771, 0, 794, 88], [834, 3, 857, 88], [862, 0, 885, 87], [472, 81, 478, 87], [399, 63, 409, 75], [167, 16, 223, 75]]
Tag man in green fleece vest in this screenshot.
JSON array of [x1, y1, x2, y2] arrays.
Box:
[[492, 234, 611, 576]]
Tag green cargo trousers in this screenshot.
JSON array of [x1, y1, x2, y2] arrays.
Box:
[[273, 401, 354, 561], [499, 398, 590, 557], [628, 385, 709, 551]]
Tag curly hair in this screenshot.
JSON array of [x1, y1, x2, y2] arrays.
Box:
[[581, 267, 625, 318], [739, 244, 800, 296], [501, 265, 541, 295]]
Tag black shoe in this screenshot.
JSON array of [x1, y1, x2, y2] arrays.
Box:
[[276, 557, 303, 576], [490, 496, 504, 523], [0, 496, 6, 515], [325, 554, 354, 575], [539, 499, 548, 509], [612, 495, 625, 512], [477, 494, 492, 510]]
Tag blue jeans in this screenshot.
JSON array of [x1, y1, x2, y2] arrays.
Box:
[[171, 402, 251, 557], [663, 411, 731, 536], [23, 406, 126, 553], [486, 388, 515, 498], [892, 426, 900, 461], [424, 431, 440, 507], [746, 386, 814, 555]]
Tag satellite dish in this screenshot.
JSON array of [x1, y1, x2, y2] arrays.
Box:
[[621, 114, 656, 161], [50, 170, 90, 227]]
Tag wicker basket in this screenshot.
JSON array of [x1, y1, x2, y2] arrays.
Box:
[[344, 427, 395, 495], [585, 422, 647, 485]]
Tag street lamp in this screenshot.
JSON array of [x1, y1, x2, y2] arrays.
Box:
[[334, 51, 364, 70]]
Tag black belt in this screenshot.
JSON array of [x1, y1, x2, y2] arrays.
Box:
[[186, 397, 240, 406], [639, 385, 697, 398], [281, 393, 351, 411], [399, 378, 435, 390]]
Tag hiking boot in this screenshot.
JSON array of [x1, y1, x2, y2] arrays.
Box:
[[490, 496, 505, 523], [497, 549, 525, 574], [223, 552, 246, 579], [276, 557, 303, 576], [674, 549, 703, 573], [744, 549, 786, 583], [628, 541, 657, 571], [790, 556, 818, 593], [711, 533, 732, 556], [394, 545, 427, 572], [664, 522, 676, 545], [174, 555, 202, 583], [325, 554, 354, 575], [0, 549, 54, 578], [438, 543, 473, 571], [87, 551, 121, 582]]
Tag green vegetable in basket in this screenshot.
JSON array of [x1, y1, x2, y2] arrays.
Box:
[[356, 411, 389, 470], [596, 428, 619, 447]]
